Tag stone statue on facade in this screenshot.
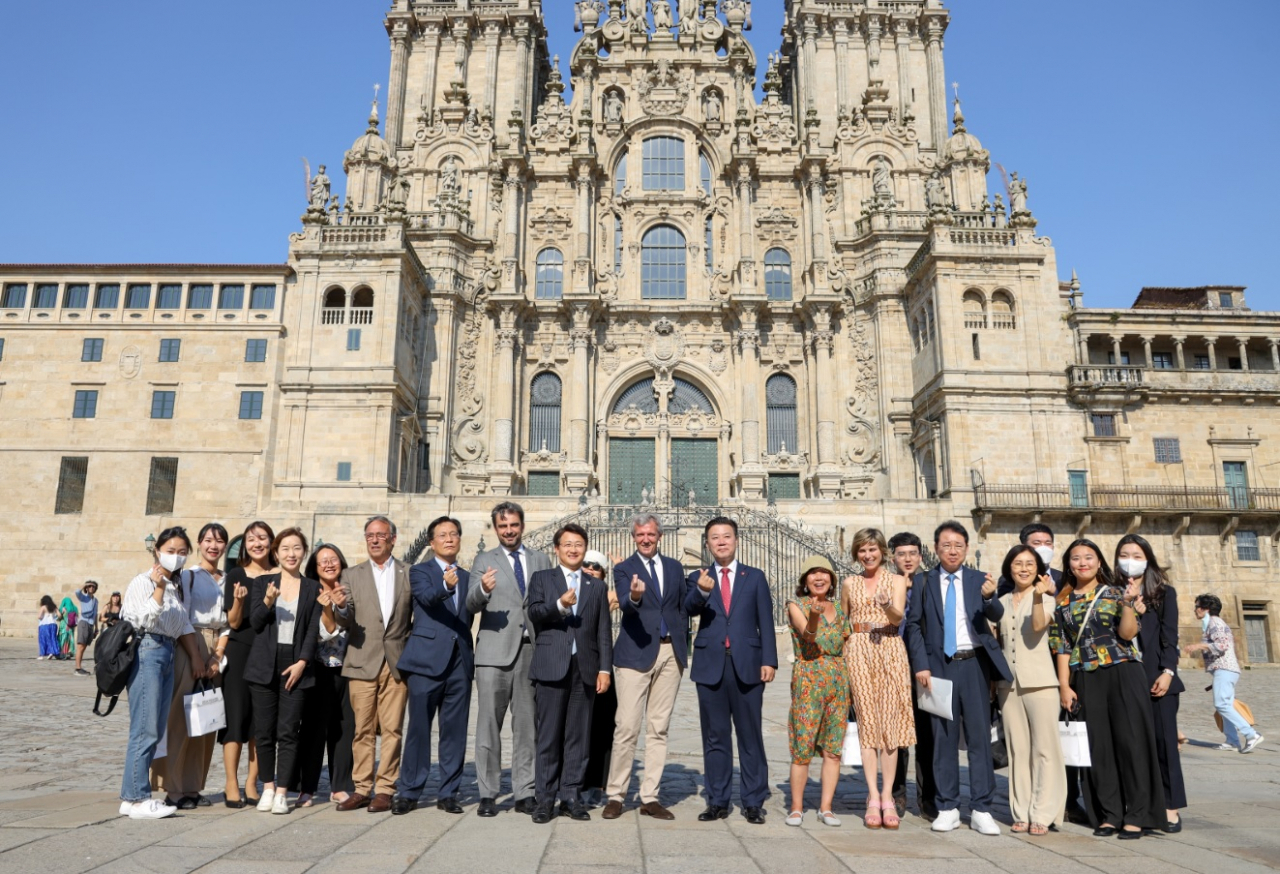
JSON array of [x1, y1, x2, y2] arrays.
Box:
[[440, 156, 461, 198], [872, 157, 892, 198], [309, 165, 331, 211], [384, 173, 409, 212], [677, 0, 699, 34], [925, 171, 947, 211], [1009, 171, 1028, 214], [604, 89, 624, 124], [652, 0, 674, 31], [704, 89, 722, 123], [627, 0, 649, 34]]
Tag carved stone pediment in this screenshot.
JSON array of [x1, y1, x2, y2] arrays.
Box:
[[756, 206, 799, 242], [636, 59, 693, 116], [528, 205, 573, 241]]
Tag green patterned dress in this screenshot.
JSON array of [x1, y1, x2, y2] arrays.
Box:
[[787, 596, 851, 763]]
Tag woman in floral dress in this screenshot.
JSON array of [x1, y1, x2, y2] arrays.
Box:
[[786, 556, 850, 828]]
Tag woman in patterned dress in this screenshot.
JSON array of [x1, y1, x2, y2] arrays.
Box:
[[786, 556, 850, 828], [842, 528, 915, 830]]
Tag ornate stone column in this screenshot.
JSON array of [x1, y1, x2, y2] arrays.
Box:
[[811, 313, 840, 498], [833, 19, 850, 115], [1140, 335, 1154, 368], [735, 309, 766, 499], [450, 16, 472, 90], [1205, 336, 1218, 371], [502, 165, 525, 293], [1270, 338, 1280, 372], [923, 17, 947, 150], [488, 304, 519, 494], [736, 164, 755, 287], [1076, 331, 1090, 365], [1172, 335, 1186, 371], [514, 20, 532, 121], [807, 166, 827, 278], [386, 18, 412, 146], [1237, 338, 1250, 371], [420, 24, 443, 123], [894, 17, 912, 120], [565, 304, 594, 494], [573, 160, 594, 294], [801, 14, 819, 114], [482, 21, 502, 120]]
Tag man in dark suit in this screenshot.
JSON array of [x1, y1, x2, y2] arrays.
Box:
[[887, 531, 937, 822], [683, 516, 778, 825], [996, 523, 1064, 597], [466, 501, 553, 818], [393, 515, 474, 815], [602, 512, 688, 821], [906, 520, 1012, 836], [527, 523, 613, 824]]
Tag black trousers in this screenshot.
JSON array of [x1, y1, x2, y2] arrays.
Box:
[[891, 683, 937, 815], [249, 644, 307, 787], [1076, 660, 1166, 829], [293, 663, 355, 796], [534, 659, 596, 804], [1150, 692, 1186, 810], [583, 681, 618, 792]]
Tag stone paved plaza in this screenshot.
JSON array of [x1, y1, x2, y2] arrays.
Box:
[[0, 637, 1276, 874]]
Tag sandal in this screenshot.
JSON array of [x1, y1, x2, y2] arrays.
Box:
[[1011, 821, 1029, 833], [1029, 823, 1048, 836], [880, 801, 899, 830], [864, 805, 883, 829]]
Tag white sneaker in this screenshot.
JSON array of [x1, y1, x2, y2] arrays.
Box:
[[1214, 743, 1237, 751], [127, 799, 177, 820], [785, 810, 804, 827], [1241, 734, 1264, 754], [271, 792, 290, 815], [256, 791, 275, 812], [119, 801, 133, 816], [932, 809, 961, 832], [970, 810, 1001, 835]]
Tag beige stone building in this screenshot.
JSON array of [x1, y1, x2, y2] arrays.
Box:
[[1, 0, 1276, 666]]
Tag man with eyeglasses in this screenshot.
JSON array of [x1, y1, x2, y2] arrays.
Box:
[[886, 531, 937, 822], [333, 515, 412, 813], [905, 521, 1011, 836]]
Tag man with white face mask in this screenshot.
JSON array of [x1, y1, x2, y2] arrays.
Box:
[[997, 524, 1062, 598]]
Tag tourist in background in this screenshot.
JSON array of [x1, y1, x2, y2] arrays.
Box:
[[1052, 539, 1164, 838], [842, 529, 913, 830], [118, 526, 207, 820], [785, 556, 849, 828], [100, 591, 123, 629], [886, 531, 935, 821], [294, 543, 355, 806], [73, 580, 99, 675], [221, 521, 276, 807], [247, 527, 320, 814], [152, 523, 228, 809], [993, 545, 1064, 836], [36, 596, 59, 659], [1186, 594, 1263, 754], [1116, 534, 1186, 832], [56, 595, 78, 660]]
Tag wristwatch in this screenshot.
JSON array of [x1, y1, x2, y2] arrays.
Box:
[[1162, 668, 1175, 677]]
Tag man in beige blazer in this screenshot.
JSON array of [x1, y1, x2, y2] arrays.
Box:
[[333, 515, 412, 813]]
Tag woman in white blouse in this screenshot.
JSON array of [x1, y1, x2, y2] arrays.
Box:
[[118, 527, 210, 820]]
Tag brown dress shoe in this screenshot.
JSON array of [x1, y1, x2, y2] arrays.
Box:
[[367, 793, 393, 813], [639, 801, 675, 821], [601, 800, 625, 820], [335, 793, 369, 812]]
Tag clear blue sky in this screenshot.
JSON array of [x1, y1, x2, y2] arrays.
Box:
[[1, 1, 1274, 310]]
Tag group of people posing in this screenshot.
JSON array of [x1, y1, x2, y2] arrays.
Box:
[[112, 507, 1257, 835]]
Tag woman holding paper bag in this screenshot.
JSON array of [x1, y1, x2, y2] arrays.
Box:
[[1051, 539, 1164, 839], [785, 556, 850, 827], [993, 545, 1065, 836]]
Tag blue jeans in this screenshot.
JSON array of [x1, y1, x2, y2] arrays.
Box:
[[1213, 670, 1256, 748], [121, 634, 175, 802]]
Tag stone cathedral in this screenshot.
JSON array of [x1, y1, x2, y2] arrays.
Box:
[[1, 0, 1278, 664]]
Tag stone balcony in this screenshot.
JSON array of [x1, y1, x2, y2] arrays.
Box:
[[973, 482, 1280, 515], [1067, 363, 1280, 403]]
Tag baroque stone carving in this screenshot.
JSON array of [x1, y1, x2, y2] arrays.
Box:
[[844, 315, 881, 471], [756, 206, 799, 242], [528, 205, 574, 241], [451, 295, 489, 463], [119, 345, 143, 379], [644, 317, 685, 375], [708, 338, 728, 374], [636, 60, 693, 116]]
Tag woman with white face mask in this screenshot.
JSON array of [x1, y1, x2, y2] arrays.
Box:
[[1115, 534, 1185, 833], [119, 527, 209, 820]]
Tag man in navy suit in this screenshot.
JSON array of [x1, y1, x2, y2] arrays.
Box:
[[684, 516, 778, 825], [906, 520, 1012, 836], [601, 512, 688, 821], [527, 523, 613, 824], [393, 515, 474, 815]]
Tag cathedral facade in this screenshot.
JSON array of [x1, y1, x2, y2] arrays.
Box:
[[1, 0, 1277, 665]]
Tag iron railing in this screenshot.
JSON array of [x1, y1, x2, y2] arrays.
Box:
[[975, 483, 1280, 513]]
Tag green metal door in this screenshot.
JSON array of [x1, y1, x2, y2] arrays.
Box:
[[609, 438, 655, 505], [1224, 461, 1250, 509], [670, 439, 718, 507]]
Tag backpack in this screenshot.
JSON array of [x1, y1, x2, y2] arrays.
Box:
[[92, 619, 139, 717]]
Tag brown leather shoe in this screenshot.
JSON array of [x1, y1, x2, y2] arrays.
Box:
[[335, 793, 369, 812], [639, 801, 675, 821], [601, 800, 625, 820], [367, 793, 393, 813]]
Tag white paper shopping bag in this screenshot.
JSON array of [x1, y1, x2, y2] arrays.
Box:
[[184, 683, 227, 737], [1058, 719, 1091, 767], [841, 722, 862, 766]]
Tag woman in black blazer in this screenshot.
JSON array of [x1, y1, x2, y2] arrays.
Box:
[[247, 526, 320, 815], [1116, 534, 1186, 833]]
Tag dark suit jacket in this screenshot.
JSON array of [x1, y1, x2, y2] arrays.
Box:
[[613, 552, 689, 672], [1137, 583, 1185, 693], [527, 567, 612, 683], [683, 562, 778, 686], [245, 576, 321, 688], [997, 567, 1063, 599], [398, 559, 475, 680], [906, 566, 1012, 683]]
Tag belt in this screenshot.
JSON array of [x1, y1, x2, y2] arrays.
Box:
[[850, 622, 898, 634], [140, 630, 174, 642], [948, 649, 977, 661], [659, 635, 673, 644]]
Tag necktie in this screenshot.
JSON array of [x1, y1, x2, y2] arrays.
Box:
[[650, 558, 667, 638], [720, 567, 732, 647], [568, 572, 579, 655], [944, 574, 958, 658], [447, 565, 458, 613], [510, 551, 526, 597]]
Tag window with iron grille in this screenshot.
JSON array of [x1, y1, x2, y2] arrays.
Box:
[[238, 390, 263, 420], [145, 457, 179, 515], [157, 284, 182, 309], [766, 374, 798, 454], [55, 456, 89, 514], [1236, 530, 1260, 562], [245, 339, 267, 362], [82, 338, 103, 362], [768, 473, 801, 500], [1154, 438, 1181, 464], [535, 248, 564, 300], [527, 471, 560, 496], [125, 284, 151, 309], [642, 136, 685, 190], [529, 372, 562, 453], [640, 225, 686, 299], [73, 390, 98, 418], [151, 390, 175, 419], [33, 284, 58, 308], [218, 285, 244, 310], [158, 339, 180, 362], [188, 284, 213, 309], [764, 248, 792, 300], [1091, 414, 1116, 437]]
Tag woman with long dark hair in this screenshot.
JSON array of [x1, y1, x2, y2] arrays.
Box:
[[220, 521, 277, 807], [1114, 534, 1185, 832], [1050, 539, 1164, 838], [37, 596, 60, 658]]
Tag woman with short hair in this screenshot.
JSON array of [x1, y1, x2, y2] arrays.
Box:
[[1186, 594, 1263, 754]]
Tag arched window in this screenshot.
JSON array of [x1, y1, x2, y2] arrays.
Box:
[[962, 289, 986, 329], [705, 216, 714, 272], [614, 150, 627, 195], [764, 248, 793, 301], [990, 290, 1016, 329], [322, 287, 346, 325], [350, 286, 374, 325], [613, 376, 713, 415], [529, 372, 562, 452], [535, 248, 564, 300], [642, 136, 685, 190], [670, 378, 714, 414], [766, 373, 798, 454], [700, 153, 713, 196], [641, 225, 687, 299]]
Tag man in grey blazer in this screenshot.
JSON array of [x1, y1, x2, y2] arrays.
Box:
[[466, 502, 552, 818]]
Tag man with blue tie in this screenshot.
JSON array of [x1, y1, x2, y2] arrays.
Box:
[[393, 516, 474, 815], [527, 523, 613, 824], [602, 513, 688, 821], [684, 516, 778, 825], [905, 520, 1012, 836]]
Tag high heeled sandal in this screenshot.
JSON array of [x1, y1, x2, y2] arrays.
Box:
[[864, 805, 883, 829], [880, 801, 899, 830]]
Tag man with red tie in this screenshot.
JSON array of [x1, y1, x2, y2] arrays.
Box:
[[683, 517, 778, 825]]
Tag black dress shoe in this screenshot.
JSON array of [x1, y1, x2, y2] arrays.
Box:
[[1093, 826, 1117, 837], [477, 798, 498, 818], [568, 803, 591, 821], [698, 805, 729, 822], [1066, 805, 1090, 825], [558, 800, 574, 816], [513, 797, 537, 815], [531, 802, 555, 824], [743, 806, 766, 825], [436, 797, 464, 814], [391, 796, 417, 816], [1162, 819, 1182, 833], [1117, 828, 1142, 840], [224, 798, 245, 810]]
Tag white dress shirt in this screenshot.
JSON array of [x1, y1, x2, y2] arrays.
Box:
[[699, 560, 739, 601], [182, 567, 226, 630], [122, 572, 194, 640], [941, 570, 975, 652], [631, 551, 666, 605], [371, 557, 397, 629]]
